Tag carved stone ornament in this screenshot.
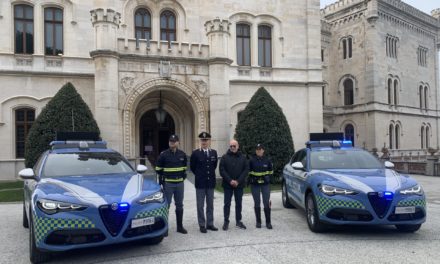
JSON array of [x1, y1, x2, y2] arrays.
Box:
[[192, 80, 208, 96], [121, 77, 135, 94], [159, 61, 172, 78]]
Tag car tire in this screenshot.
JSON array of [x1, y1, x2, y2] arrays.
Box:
[[395, 224, 421, 233], [144, 235, 164, 245], [23, 201, 29, 228], [305, 192, 327, 233], [29, 211, 51, 264], [282, 181, 295, 209]]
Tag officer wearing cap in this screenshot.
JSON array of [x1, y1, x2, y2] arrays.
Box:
[[248, 144, 273, 229], [190, 132, 219, 233], [155, 134, 188, 234]]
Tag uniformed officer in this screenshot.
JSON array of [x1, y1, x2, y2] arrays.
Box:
[[190, 132, 219, 233], [248, 144, 273, 229], [155, 134, 188, 234]]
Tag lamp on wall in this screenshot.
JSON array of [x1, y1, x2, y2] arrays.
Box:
[[155, 91, 167, 124]]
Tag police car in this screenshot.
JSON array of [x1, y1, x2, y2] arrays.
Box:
[[282, 133, 426, 233], [20, 133, 168, 263]]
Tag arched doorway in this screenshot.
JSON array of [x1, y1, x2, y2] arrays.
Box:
[[344, 124, 355, 146], [139, 109, 175, 166]]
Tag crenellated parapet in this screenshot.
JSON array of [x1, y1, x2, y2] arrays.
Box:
[[204, 17, 231, 35], [321, 0, 363, 16], [90, 8, 121, 27]]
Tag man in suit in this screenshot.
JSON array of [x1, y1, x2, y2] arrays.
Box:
[[190, 132, 219, 233]]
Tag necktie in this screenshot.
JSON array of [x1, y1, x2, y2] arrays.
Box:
[[205, 150, 209, 158]]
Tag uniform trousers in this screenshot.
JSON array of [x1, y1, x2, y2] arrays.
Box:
[[196, 188, 214, 227]]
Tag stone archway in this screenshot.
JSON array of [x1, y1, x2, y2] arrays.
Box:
[[123, 78, 207, 157]]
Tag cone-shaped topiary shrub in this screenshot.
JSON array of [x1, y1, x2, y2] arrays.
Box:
[[24, 82, 100, 168], [235, 87, 294, 183]]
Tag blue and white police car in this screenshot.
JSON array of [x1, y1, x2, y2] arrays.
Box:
[[20, 133, 168, 263], [282, 133, 426, 233]]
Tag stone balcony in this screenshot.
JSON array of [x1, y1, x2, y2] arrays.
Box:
[[117, 38, 210, 61]]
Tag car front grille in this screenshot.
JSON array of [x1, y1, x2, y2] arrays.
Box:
[[99, 204, 129, 236], [45, 229, 106, 245], [368, 192, 393, 218], [326, 208, 373, 221]]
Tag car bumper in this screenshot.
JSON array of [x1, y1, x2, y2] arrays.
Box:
[[33, 202, 169, 252], [315, 193, 426, 226]]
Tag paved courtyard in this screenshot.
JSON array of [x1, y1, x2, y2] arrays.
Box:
[[1, 174, 439, 264]]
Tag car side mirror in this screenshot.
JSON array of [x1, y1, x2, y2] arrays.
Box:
[[384, 161, 394, 169], [19, 168, 36, 180], [292, 162, 305, 170], [137, 164, 148, 174]]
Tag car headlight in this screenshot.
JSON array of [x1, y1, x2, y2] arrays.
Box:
[[37, 199, 88, 215], [319, 184, 358, 196], [138, 191, 164, 204], [400, 185, 424, 196]]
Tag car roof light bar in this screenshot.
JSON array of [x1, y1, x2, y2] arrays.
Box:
[[50, 140, 107, 149]]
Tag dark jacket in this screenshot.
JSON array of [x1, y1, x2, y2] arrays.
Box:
[[220, 150, 248, 189], [248, 155, 273, 185], [155, 148, 187, 183], [190, 148, 218, 189]]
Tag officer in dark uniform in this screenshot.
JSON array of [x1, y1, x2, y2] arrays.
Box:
[[190, 132, 219, 233], [248, 144, 273, 229], [155, 134, 188, 234]]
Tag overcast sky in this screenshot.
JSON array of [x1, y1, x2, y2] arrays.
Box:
[[320, 0, 439, 15]]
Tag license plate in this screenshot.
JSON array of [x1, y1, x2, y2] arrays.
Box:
[[131, 217, 155, 228], [395, 206, 416, 214]]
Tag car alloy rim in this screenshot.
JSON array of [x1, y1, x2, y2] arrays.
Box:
[[307, 196, 315, 225]]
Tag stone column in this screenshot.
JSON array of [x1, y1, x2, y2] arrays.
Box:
[[205, 18, 232, 155], [90, 8, 122, 152]]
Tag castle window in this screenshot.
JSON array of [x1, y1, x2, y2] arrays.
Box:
[[343, 79, 354, 105], [388, 79, 393, 105], [15, 108, 35, 158], [420, 126, 425, 149], [341, 37, 353, 59], [389, 124, 394, 149], [160, 10, 176, 42], [236, 23, 251, 66], [14, 5, 34, 54], [386, 35, 398, 59], [393, 80, 398, 105], [258, 25, 272, 67], [425, 126, 430, 149], [344, 124, 355, 146], [135, 8, 151, 40], [419, 85, 424, 109], [395, 124, 400, 149], [424, 86, 428, 110], [417, 46, 428, 67], [44, 7, 63, 56]]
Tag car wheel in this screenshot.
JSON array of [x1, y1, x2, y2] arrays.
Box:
[[282, 181, 295, 208], [29, 211, 51, 264], [305, 193, 326, 233], [395, 224, 421, 233], [23, 201, 29, 228], [144, 235, 164, 245]]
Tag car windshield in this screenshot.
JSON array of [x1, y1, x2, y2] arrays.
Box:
[[310, 149, 383, 170], [42, 152, 134, 177]]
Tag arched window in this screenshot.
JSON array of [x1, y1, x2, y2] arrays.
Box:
[[389, 124, 394, 149], [426, 126, 430, 149], [421, 126, 425, 149], [419, 85, 424, 109], [393, 79, 398, 105], [236, 23, 251, 66], [258, 25, 271, 67], [344, 124, 355, 146], [388, 79, 393, 105], [395, 124, 400, 149], [424, 86, 428, 110], [15, 108, 35, 158], [341, 37, 353, 59], [322, 86, 325, 105], [343, 79, 354, 105], [135, 8, 151, 40], [342, 39, 347, 59], [160, 10, 176, 42], [44, 7, 63, 56], [14, 4, 34, 54]]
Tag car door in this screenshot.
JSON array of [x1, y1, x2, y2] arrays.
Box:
[[24, 153, 45, 215], [283, 152, 299, 202], [291, 149, 309, 206]]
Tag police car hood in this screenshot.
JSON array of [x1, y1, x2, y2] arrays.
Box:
[[311, 169, 417, 193], [38, 173, 160, 206]]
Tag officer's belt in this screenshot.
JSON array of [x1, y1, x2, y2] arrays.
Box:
[[249, 171, 273, 177], [164, 177, 184, 183], [155, 166, 187, 172]]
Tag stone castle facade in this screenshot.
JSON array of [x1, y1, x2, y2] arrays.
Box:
[[0, 0, 438, 180]]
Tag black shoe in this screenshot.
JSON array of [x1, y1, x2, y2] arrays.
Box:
[[200, 226, 207, 233], [207, 225, 218, 231], [266, 223, 273, 229], [222, 222, 229, 231], [177, 226, 188, 234], [256, 222, 262, 228], [236, 222, 247, 229]]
